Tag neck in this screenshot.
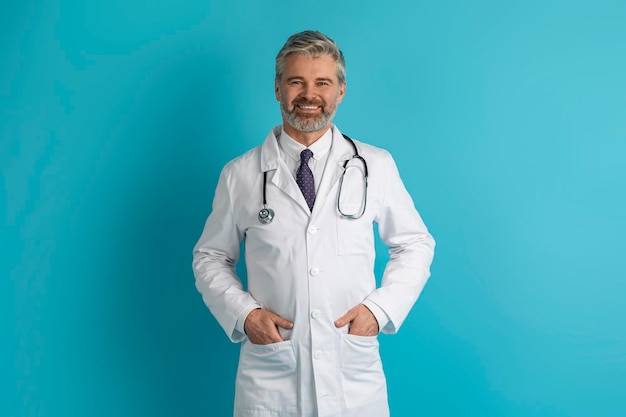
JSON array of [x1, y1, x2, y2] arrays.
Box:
[[282, 123, 332, 147]]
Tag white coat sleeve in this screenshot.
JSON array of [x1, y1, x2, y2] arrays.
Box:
[[192, 166, 261, 342], [363, 151, 435, 334]]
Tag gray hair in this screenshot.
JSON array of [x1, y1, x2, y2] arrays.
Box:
[[275, 30, 346, 84]]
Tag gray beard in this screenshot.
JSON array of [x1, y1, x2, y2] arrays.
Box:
[[280, 103, 336, 133]]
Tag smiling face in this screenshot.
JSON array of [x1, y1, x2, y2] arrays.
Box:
[[275, 54, 346, 144]]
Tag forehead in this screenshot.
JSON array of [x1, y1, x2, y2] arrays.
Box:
[[281, 54, 339, 80]]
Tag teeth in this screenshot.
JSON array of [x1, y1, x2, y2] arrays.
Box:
[[299, 106, 319, 110]]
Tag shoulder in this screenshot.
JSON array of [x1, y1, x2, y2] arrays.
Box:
[[342, 135, 395, 164], [213, 146, 263, 195], [221, 145, 262, 176], [337, 134, 403, 184], [221, 127, 280, 177]]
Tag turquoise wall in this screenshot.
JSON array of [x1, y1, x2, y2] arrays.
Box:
[[4, 1, 625, 416]]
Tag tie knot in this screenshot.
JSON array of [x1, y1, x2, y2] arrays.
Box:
[[300, 149, 313, 163]]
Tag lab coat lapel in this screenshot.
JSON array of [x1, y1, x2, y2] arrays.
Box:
[[310, 126, 354, 220], [260, 127, 311, 215], [270, 165, 311, 214]]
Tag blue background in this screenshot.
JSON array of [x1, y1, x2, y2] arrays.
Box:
[[3, 1, 625, 416]]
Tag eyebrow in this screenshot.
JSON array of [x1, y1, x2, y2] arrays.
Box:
[[285, 76, 335, 84]]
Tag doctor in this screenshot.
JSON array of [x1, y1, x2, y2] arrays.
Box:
[[193, 30, 435, 417]]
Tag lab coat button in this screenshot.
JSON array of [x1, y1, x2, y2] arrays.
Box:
[[310, 267, 320, 276], [314, 350, 323, 359], [311, 309, 321, 319], [308, 226, 318, 234]]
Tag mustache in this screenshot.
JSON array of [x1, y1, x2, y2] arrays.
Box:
[[291, 98, 325, 108]]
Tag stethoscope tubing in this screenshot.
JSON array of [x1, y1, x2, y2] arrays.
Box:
[[258, 134, 367, 224]]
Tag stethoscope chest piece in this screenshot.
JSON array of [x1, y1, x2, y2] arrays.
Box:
[[258, 206, 274, 224]]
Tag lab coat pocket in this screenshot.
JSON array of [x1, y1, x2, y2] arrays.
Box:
[[235, 340, 297, 413], [340, 334, 387, 409], [336, 215, 374, 256]]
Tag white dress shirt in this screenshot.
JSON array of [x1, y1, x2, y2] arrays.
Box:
[[277, 127, 333, 193]]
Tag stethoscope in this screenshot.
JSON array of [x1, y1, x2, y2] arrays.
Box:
[[258, 134, 368, 224]]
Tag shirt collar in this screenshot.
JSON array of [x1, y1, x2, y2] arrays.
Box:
[[278, 127, 333, 162]]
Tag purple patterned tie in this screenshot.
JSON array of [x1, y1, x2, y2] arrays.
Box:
[[297, 149, 315, 211]]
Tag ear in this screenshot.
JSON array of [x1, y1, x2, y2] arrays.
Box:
[[336, 82, 347, 105], [274, 78, 281, 101]]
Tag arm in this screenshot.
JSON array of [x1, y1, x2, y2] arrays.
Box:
[[192, 166, 261, 342], [362, 151, 435, 334]]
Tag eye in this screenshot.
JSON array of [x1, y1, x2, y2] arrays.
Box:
[[317, 81, 329, 86], [289, 80, 303, 86]]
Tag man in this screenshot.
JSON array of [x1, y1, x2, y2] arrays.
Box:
[[193, 30, 435, 417]]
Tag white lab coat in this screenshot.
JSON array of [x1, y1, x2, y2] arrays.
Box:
[[193, 125, 435, 417]]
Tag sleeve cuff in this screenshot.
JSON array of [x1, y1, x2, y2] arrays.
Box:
[[362, 300, 391, 333], [234, 304, 261, 339]]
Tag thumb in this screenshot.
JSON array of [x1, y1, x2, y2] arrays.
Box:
[[334, 307, 358, 328]]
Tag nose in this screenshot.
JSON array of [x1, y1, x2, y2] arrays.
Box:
[[301, 83, 316, 100]]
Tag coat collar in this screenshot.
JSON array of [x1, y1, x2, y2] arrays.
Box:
[[259, 125, 353, 172], [259, 125, 284, 173], [258, 124, 355, 218]]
